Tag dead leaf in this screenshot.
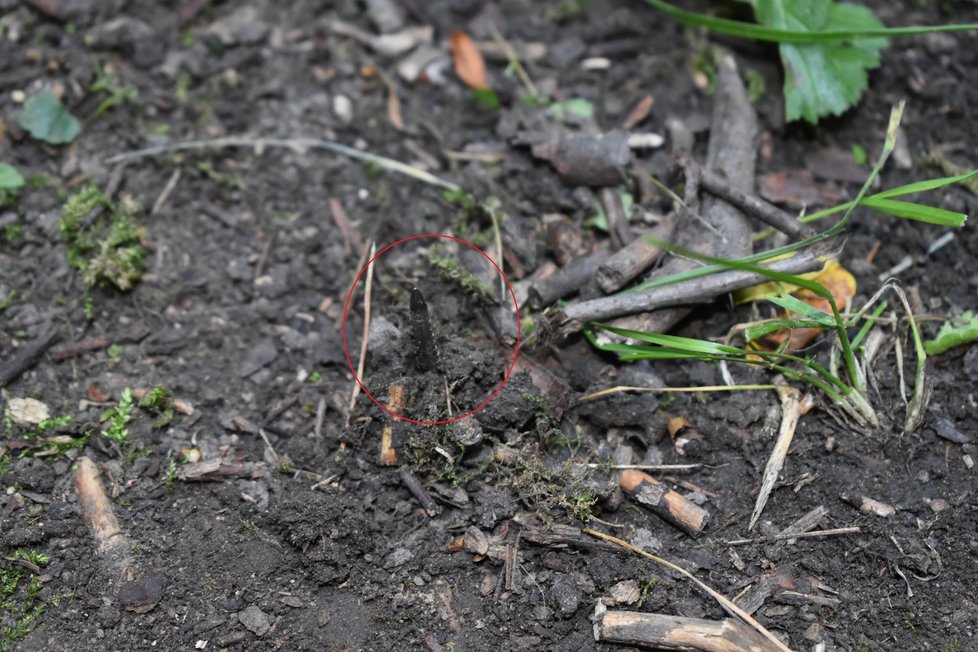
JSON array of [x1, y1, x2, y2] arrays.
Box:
[[88, 382, 111, 402], [450, 30, 489, 90], [667, 416, 690, 438], [6, 398, 50, 425], [767, 260, 857, 352], [758, 169, 845, 208]]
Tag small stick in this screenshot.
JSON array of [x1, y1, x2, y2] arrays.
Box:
[[599, 187, 631, 250], [587, 463, 701, 472], [74, 457, 133, 580], [0, 325, 60, 388], [749, 379, 803, 531], [583, 528, 793, 652], [380, 384, 406, 465], [409, 287, 438, 371], [619, 469, 709, 537], [596, 214, 676, 293], [554, 250, 822, 330], [399, 465, 441, 516], [528, 247, 609, 309], [693, 162, 814, 240], [594, 609, 784, 652], [328, 196, 362, 257], [346, 241, 376, 427], [105, 136, 460, 191], [724, 527, 861, 546], [150, 169, 181, 216], [488, 23, 539, 100], [253, 229, 276, 281], [313, 397, 326, 438], [579, 384, 775, 402]]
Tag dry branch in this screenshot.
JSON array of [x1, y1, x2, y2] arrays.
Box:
[[608, 53, 755, 336], [619, 469, 709, 537], [550, 251, 822, 333], [594, 609, 785, 652], [74, 456, 133, 580], [596, 214, 676, 293], [380, 384, 406, 465]]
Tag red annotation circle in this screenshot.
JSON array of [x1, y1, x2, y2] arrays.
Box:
[[341, 233, 521, 426]]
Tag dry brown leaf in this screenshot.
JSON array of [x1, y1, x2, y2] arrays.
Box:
[[450, 30, 489, 90], [667, 416, 690, 438], [766, 260, 857, 352]]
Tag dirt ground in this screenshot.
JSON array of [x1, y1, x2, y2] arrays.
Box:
[[1, 1, 977, 650]]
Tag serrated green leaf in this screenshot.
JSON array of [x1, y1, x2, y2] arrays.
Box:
[[747, 0, 888, 123], [18, 91, 81, 144], [925, 311, 978, 355], [0, 163, 25, 190]]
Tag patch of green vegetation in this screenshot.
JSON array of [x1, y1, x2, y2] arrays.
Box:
[[1, 224, 22, 242], [1, 550, 69, 651], [902, 612, 918, 634], [306, 372, 322, 384], [744, 67, 766, 103], [427, 247, 494, 299], [0, 452, 10, 477], [925, 311, 978, 355], [89, 68, 140, 117], [106, 344, 123, 361], [522, 392, 547, 413], [60, 184, 146, 291], [139, 385, 174, 427], [0, 291, 15, 314], [196, 161, 244, 190], [35, 415, 71, 435], [100, 388, 134, 447], [0, 163, 25, 208], [635, 574, 660, 609], [852, 143, 868, 165]]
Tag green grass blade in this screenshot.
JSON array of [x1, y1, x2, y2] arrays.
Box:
[[766, 296, 838, 327], [641, 0, 978, 43], [870, 169, 978, 199], [744, 318, 831, 342], [590, 322, 744, 355], [858, 197, 966, 226]]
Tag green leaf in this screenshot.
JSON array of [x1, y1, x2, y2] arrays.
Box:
[[745, 0, 887, 123], [550, 98, 595, 121], [18, 92, 81, 144], [0, 163, 25, 190], [925, 311, 978, 355]]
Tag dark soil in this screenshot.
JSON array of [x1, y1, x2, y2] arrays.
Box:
[[1, 1, 977, 651]]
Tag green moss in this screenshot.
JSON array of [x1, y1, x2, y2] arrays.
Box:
[[427, 247, 494, 299], [139, 385, 174, 427], [60, 185, 146, 291], [1, 551, 69, 651]]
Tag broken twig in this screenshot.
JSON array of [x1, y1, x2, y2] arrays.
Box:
[[594, 609, 784, 652]]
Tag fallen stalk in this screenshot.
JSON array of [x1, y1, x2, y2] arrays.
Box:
[[106, 136, 460, 191], [579, 384, 775, 402], [691, 161, 814, 239], [551, 250, 822, 331], [583, 528, 794, 652]]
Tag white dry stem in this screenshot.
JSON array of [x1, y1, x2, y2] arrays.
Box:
[[749, 378, 802, 531], [346, 242, 376, 427], [107, 136, 460, 191]]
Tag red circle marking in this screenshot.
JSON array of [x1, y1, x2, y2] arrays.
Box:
[[341, 233, 521, 426]]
